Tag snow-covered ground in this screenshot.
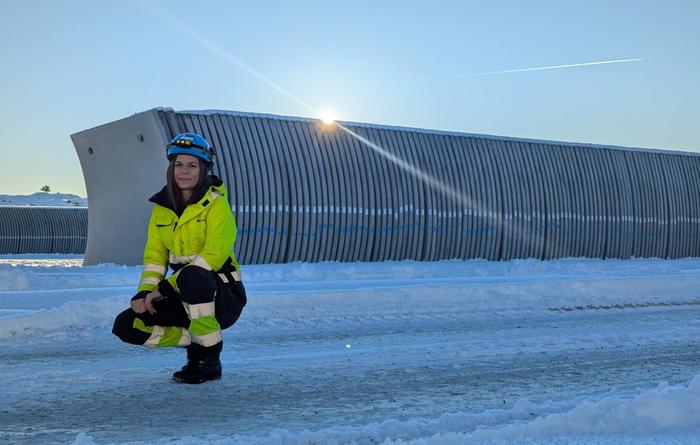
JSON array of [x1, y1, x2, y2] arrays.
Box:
[[2, 256, 700, 445], [0, 192, 87, 207]]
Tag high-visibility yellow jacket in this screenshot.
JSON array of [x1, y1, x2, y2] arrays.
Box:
[[136, 177, 240, 295]]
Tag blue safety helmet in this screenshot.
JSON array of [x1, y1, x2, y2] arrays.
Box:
[[166, 133, 215, 168]]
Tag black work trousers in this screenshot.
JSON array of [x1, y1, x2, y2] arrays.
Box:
[[112, 266, 246, 347]]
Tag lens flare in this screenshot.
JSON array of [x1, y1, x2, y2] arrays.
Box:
[[319, 110, 336, 126]]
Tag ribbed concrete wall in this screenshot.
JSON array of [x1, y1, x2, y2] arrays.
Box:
[[0, 206, 87, 254], [72, 108, 700, 265]]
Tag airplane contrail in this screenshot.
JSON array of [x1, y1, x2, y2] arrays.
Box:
[[407, 58, 644, 82]]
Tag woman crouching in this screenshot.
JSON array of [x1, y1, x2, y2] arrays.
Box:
[[112, 133, 246, 384]]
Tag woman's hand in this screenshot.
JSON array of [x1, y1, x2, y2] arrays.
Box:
[[131, 298, 147, 314], [144, 290, 164, 314]]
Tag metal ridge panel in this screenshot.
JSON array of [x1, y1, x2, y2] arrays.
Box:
[[429, 133, 454, 260], [624, 152, 644, 257], [340, 125, 368, 262], [537, 143, 561, 259], [416, 131, 440, 260], [360, 126, 387, 261], [396, 128, 426, 260], [519, 140, 539, 259], [239, 116, 268, 264], [684, 158, 700, 257], [416, 130, 440, 261], [475, 137, 503, 260], [561, 145, 583, 258], [53, 208, 66, 253], [552, 145, 574, 257], [597, 149, 618, 259], [491, 138, 515, 260], [383, 129, 407, 260], [648, 153, 671, 258], [451, 136, 477, 259], [309, 122, 338, 262], [226, 115, 256, 264], [323, 126, 351, 262], [350, 125, 379, 261], [615, 150, 635, 258], [7, 207, 20, 254], [521, 142, 546, 259], [207, 114, 234, 206], [218, 115, 247, 263], [265, 119, 293, 263], [302, 121, 330, 262], [251, 117, 279, 264], [0, 207, 8, 253], [591, 147, 609, 258], [505, 138, 525, 259], [663, 155, 684, 258], [386, 129, 417, 260], [436, 133, 461, 260], [677, 157, 698, 257], [579, 148, 603, 258], [275, 120, 305, 262], [364, 126, 391, 261], [291, 120, 320, 262], [444, 135, 468, 260], [371, 127, 401, 260]]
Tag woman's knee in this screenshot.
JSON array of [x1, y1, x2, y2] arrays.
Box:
[[216, 282, 247, 330], [112, 308, 149, 345]]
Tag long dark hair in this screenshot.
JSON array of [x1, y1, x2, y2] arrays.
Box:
[[166, 157, 209, 214]]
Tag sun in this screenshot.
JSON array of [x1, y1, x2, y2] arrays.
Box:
[[319, 110, 337, 126]]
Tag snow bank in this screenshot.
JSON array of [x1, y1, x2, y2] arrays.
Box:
[[384, 374, 700, 445], [68, 373, 700, 445], [0, 192, 87, 207], [493, 377, 700, 437], [0, 267, 135, 292], [0, 296, 128, 338], [0, 268, 29, 291], [3, 257, 700, 339]]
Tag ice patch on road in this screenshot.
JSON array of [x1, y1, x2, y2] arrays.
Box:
[[65, 377, 700, 445], [68, 374, 700, 445]]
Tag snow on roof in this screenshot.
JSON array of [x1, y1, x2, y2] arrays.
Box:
[[171, 107, 700, 158]]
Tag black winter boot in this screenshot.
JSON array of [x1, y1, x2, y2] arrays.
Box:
[[172, 344, 203, 382], [172, 343, 223, 384]]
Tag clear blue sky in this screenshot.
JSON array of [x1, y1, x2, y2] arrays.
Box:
[[1, 0, 698, 196]]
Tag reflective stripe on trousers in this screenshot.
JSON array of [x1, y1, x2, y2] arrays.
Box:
[[183, 301, 222, 347], [133, 318, 191, 348]]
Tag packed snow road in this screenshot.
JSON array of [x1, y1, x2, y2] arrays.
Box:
[[1, 257, 700, 444]]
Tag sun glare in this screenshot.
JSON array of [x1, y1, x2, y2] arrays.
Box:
[[319, 110, 336, 126]]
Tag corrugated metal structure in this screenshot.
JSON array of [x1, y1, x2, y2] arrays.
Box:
[[0, 206, 88, 254], [72, 108, 700, 265]]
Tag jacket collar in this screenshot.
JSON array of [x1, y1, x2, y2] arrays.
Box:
[[149, 176, 226, 221]]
